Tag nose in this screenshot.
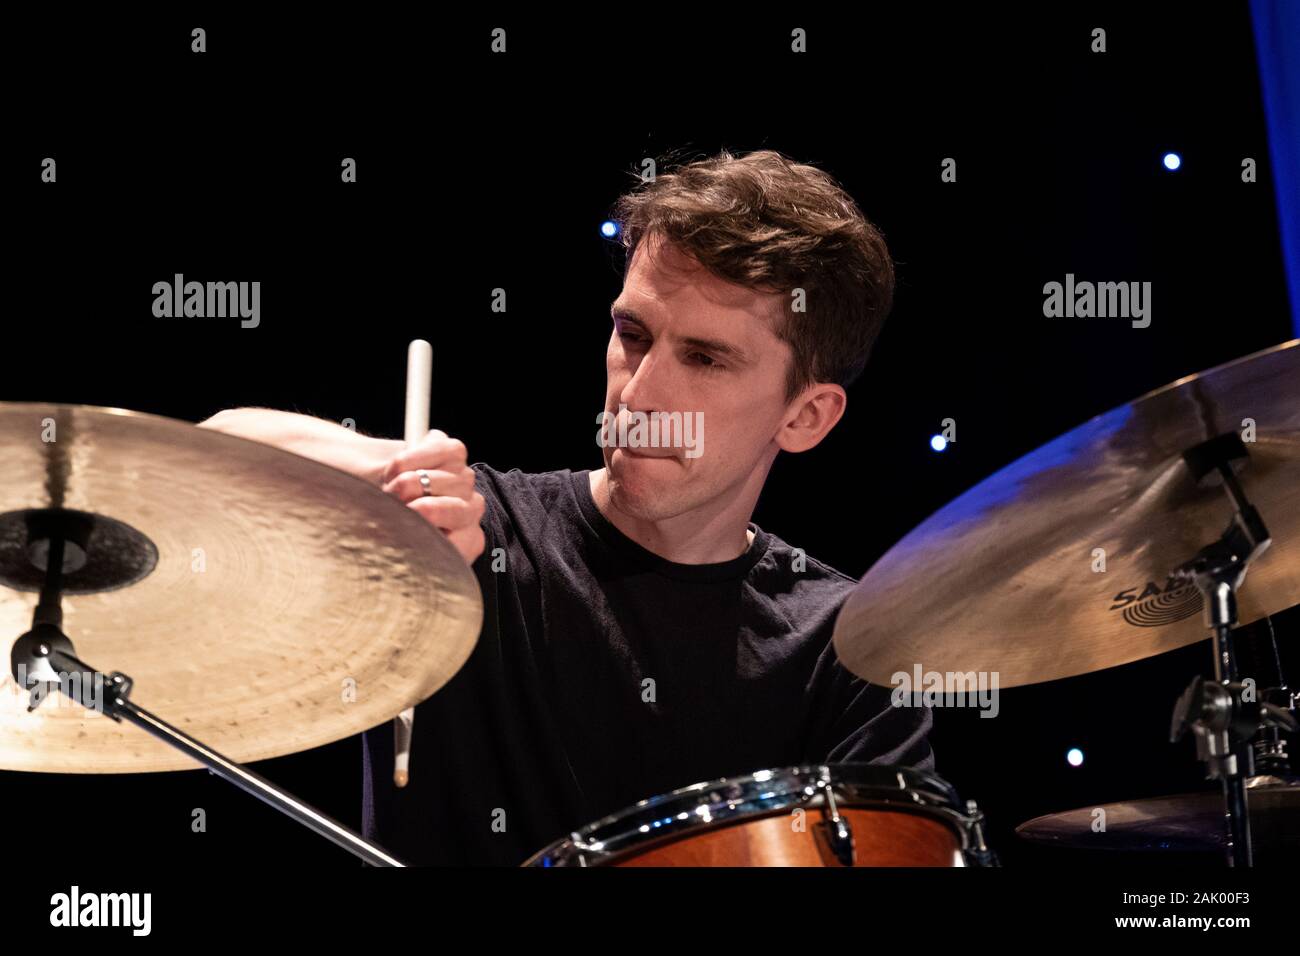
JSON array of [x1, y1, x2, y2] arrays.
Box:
[[618, 345, 669, 416]]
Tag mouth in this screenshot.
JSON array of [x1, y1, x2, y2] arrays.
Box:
[[614, 446, 678, 460]]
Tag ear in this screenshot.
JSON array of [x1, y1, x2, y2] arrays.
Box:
[[774, 383, 846, 453]]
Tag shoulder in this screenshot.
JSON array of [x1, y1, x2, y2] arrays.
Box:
[[469, 464, 582, 544], [743, 529, 861, 639], [752, 528, 859, 602], [471, 463, 575, 510]]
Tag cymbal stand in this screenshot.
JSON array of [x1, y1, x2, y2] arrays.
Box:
[[1169, 433, 1298, 867], [8, 510, 407, 867]]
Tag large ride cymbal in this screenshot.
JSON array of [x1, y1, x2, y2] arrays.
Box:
[[0, 403, 482, 773], [834, 340, 1300, 688]]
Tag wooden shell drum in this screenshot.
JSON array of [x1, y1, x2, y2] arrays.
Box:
[[524, 764, 993, 867]]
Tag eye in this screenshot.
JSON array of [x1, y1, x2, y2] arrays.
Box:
[[690, 352, 723, 369], [617, 330, 645, 345]]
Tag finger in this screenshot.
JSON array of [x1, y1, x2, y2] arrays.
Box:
[[444, 524, 487, 566], [383, 467, 476, 503], [382, 436, 468, 485], [407, 492, 486, 531]]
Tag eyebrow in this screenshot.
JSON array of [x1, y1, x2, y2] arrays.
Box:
[[611, 305, 754, 365]]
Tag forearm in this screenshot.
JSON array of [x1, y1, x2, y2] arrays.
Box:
[[198, 407, 402, 486]]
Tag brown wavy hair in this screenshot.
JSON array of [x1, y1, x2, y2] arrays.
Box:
[[611, 148, 895, 403]]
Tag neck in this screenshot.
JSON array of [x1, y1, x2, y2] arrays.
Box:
[[588, 463, 770, 564]]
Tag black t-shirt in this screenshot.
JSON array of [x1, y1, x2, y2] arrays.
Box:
[[361, 465, 934, 865]]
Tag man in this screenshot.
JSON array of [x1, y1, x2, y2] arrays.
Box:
[[201, 149, 933, 865]]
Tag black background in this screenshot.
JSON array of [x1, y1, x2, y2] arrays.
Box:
[[4, 5, 1296, 872]]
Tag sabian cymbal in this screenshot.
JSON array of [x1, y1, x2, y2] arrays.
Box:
[[1015, 780, 1300, 853], [0, 403, 482, 773], [834, 339, 1300, 688]]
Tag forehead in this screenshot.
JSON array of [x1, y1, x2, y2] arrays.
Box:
[[614, 236, 785, 341]]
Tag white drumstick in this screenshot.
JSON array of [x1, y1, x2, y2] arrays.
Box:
[[393, 339, 432, 787]]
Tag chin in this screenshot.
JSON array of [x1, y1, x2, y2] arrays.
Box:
[[607, 455, 683, 520]]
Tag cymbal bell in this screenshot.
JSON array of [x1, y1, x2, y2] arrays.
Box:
[[0, 403, 482, 773], [834, 339, 1300, 688]]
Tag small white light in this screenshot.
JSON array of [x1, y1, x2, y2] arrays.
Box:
[[930, 434, 948, 452], [600, 220, 620, 238], [1163, 152, 1182, 171], [1067, 747, 1085, 767]]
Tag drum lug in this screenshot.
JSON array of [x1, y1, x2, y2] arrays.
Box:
[[820, 785, 856, 866], [962, 800, 1000, 866]]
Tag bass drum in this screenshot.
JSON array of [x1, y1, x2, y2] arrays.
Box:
[[523, 763, 996, 867]]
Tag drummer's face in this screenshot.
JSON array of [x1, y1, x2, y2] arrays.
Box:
[[601, 235, 813, 521]]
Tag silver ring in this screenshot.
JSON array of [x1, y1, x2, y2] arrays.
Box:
[[416, 469, 432, 496]]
